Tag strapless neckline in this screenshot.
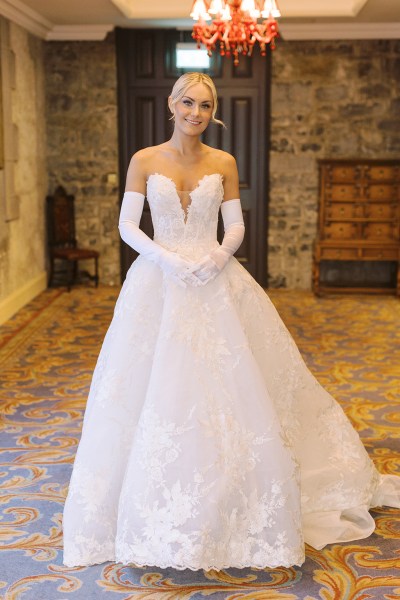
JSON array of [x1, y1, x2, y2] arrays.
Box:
[[147, 172, 224, 225], [147, 172, 223, 195]]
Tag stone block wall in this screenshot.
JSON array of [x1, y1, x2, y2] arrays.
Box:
[[0, 19, 47, 314], [43, 36, 400, 290], [44, 35, 120, 285], [269, 39, 400, 289]]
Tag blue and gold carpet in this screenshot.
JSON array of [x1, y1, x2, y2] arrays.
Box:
[[0, 287, 399, 599]]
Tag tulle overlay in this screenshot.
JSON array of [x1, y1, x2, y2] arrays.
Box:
[[62, 173, 400, 570]]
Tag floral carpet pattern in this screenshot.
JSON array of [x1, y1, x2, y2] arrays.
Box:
[[0, 286, 399, 600]]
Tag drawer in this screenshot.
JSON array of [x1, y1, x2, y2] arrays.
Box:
[[325, 203, 363, 219], [324, 223, 359, 239], [366, 165, 398, 181], [367, 184, 398, 201], [363, 223, 396, 240], [365, 203, 398, 219], [320, 248, 359, 259], [361, 248, 398, 260], [326, 165, 358, 182], [326, 184, 360, 202]]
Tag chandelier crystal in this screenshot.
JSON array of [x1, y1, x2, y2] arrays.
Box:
[[190, 0, 281, 66]]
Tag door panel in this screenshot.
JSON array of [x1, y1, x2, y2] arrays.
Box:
[[116, 28, 271, 285]]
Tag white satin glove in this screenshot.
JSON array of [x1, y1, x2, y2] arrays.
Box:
[[118, 191, 200, 288], [192, 199, 245, 285]]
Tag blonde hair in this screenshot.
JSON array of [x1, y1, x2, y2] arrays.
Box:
[[168, 72, 226, 128]]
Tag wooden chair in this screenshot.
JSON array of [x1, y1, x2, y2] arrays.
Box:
[[46, 186, 99, 291]]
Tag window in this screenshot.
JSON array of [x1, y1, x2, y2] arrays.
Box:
[[176, 43, 210, 70]]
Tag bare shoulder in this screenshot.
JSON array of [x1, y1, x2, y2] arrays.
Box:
[[125, 148, 151, 193], [210, 150, 239, 201], [208, 148, 237, 170], [125, 145, 165, 193], [218, 149, 237, 166], [130, 145, 162, 166]]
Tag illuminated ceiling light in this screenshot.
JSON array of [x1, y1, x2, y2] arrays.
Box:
[[190, 0, 211, 20], [191, 0, 281, 66]]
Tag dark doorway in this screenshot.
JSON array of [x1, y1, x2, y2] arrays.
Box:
[[116, 28, 271, 286]]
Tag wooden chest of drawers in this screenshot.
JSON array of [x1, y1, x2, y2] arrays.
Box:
[[313, 159, 400, 295]]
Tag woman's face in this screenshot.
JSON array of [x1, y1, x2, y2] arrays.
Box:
[[170, 83, 214, 136]]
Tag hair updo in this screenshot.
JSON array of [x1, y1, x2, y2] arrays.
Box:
[[168, 72, 226, 128]]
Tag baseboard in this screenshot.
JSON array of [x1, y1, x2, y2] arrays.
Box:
[[0, 270, 47, 325]]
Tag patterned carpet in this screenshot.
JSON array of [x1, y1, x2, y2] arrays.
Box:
[[0, 286, 399, 600]]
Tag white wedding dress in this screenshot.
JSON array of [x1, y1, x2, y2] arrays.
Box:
[[62, 172, 400, 570]]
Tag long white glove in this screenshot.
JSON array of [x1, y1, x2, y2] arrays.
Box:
[[118, 191, 200, 288], [191, 198, 245, 285]]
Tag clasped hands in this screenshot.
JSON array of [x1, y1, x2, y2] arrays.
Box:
[[159, 248, 229, 288]]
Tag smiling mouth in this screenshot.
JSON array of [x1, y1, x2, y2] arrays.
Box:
[[186, 119, 202, 125]]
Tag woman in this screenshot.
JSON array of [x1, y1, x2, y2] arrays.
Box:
[[63, 72, 400, 571]]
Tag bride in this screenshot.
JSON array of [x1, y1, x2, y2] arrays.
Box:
[[62, 72, 400, 571]]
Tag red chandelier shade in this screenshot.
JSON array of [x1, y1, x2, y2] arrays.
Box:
[[190, 0, 281, 66]]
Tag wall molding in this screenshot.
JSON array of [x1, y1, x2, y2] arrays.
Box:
[[46, 25, 114, 41], [279, 0, 369, 17], [110, 0, 369, 19], [0, 1, 113, 40], [0, 0, 399, 42], [0, 0, 51, 38], [0, 270, 47, 324], [280, 22, 400, 40]]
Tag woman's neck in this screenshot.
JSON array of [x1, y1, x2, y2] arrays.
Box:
[[168, 130, 203, 157]]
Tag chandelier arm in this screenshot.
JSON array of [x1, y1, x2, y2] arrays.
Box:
[[208, 30, 222, 45], [222, 24, 231, 42], [252, 29, 273, 44], [190, 0, 281, 65]]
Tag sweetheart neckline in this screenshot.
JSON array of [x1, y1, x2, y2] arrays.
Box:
[[147, 172, 223, 195], [147, 172, 223, 226]]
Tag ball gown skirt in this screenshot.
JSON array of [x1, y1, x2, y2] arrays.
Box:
[[62, 173, 400, 570]]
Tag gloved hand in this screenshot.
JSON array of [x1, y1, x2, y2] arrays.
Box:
[[118, 191, 200, 288], [188, 253, 220, 284], [157, 250, 202, 288], [191, 198, 245, 285]]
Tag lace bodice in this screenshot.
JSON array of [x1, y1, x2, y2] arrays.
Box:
[[146, 173, 224, 259]]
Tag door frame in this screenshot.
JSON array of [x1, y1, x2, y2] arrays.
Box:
[[116, 27, 271, 286]]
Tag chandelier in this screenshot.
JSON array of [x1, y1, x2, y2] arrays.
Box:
[[190, 0, 281, 66]]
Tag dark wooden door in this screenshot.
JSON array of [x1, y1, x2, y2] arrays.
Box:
[[116, 28, 271, 285]]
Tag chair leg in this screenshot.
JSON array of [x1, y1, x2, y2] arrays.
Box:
[[48, 257, 55, 287], [66, 260, 74, 292], [73, 260, 78, 286], [94, 257, 99, 287]]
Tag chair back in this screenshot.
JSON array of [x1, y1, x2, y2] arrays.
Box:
[[46, 186, 77, 248]]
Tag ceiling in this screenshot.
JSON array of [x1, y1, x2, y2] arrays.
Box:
[[0, 0, 399, 40]]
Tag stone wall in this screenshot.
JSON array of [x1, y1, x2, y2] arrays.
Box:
[[0, 18, 47, 321], [44, 35, 119, 285], [269, 39, 400, 289], [42, 36, 400, 290]]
